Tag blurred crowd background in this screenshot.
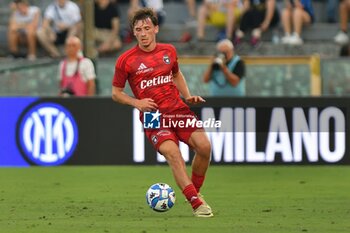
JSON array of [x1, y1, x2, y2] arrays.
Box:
[[0, 0, 349, 97]]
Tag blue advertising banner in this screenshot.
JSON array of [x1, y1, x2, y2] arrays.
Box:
[[0, 97, 348, 166], [0, 98, 38, 166]]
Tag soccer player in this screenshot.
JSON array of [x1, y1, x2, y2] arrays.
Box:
[[112, 8, 213, 217]]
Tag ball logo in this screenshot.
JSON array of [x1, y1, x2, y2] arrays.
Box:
[[18, 102, 78, 166]]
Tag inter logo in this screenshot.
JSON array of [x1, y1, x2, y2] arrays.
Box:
[[17, 102, 78, 166], [143, 110, 161, 129]]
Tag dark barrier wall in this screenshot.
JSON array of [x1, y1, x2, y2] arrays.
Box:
[[0, 97, 348, 166]]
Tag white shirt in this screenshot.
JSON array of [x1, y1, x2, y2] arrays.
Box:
[[59, 58, 96, 82], [14, 6, 40, 25], [143, 0, 164, 11], [45, 0, 81, 32]]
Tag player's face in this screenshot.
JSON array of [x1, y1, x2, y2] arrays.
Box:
[[133, 18, 159, 51]]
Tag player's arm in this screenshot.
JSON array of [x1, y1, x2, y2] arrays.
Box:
[[112, 59, 157, 112], [173, 71, 205, 105], [112, 86, 158, 112]]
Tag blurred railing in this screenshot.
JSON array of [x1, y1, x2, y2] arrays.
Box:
[[179, 55, 321, 97], [0, 56, 349, 97]]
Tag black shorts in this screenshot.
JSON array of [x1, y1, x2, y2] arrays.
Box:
[[55, 30, 68, 45]]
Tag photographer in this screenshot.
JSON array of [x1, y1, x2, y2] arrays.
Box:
[[59, 36, 96, 97], [203, 39, 245, 96]]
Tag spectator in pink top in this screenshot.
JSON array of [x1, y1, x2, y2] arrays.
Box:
[[59, 36, 96, 97]]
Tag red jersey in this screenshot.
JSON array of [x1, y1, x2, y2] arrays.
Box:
[[113, 43, 189, 113]]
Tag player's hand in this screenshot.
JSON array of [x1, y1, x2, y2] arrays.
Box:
[[185, 96, 206, 105], [136, 98, 158, 112]]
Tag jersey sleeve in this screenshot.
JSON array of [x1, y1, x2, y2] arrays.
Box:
[[112, 58, 128, 88], [170, 45, 179, 74]]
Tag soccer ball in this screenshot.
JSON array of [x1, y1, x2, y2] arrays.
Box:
[[146, 183, 176, 212]]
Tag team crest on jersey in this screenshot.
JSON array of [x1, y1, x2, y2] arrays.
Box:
[[151, 135, 158, 144], [163, 55, 170, 64]]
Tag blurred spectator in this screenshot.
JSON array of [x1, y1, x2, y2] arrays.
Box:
[[281, 0, 314, 45], [186, 0, 197, 20], [334, 0, 350, 45], [179, 0, 198, 42], [197, 0, 241, 41], [235, 0, 280, 46], [203, 39, 245, 96], [7, 0, 41, 60], [94, 0, 122, 55], [128, 0, 166, 26], [37, 0, 82, 58], [59, 36, 96, 97], [327, 0, 338, 23]]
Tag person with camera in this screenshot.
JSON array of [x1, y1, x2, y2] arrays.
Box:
[[59, 36, 96, 97], [203, 39, 246, 96]]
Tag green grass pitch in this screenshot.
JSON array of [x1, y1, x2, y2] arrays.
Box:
[[0, 166, 349, 233]]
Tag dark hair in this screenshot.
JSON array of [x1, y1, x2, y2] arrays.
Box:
[[130, 8, 158, 30]]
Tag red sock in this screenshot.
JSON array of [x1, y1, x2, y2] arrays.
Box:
[[182, 184, 203, 209], [191, 172, 205, 193]]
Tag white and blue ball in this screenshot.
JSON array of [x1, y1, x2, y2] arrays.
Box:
[[146, 183, 176, 212]]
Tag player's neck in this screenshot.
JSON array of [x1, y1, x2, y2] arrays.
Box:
[[138, 43, 157, 52]]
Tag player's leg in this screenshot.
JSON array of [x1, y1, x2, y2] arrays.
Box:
[[187, 128, 211, 193], [148, 122, 213, 217], [186, 129, 213, 217], [158, 140, 203, 210], [158, 140, 191, 189]]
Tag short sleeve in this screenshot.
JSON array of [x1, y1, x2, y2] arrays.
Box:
[[113, 59, 128, 88], [81, 59, 96, 81], [170, 45, 179, 74], [70, 2, 81, 23], [44, 5, 55, 20]]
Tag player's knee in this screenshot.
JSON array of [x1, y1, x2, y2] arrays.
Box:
[[196, 141, 211, 159], [162, 150, 185, 168], [163, 149, 180, 161], [159, 144, 181, 162]]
